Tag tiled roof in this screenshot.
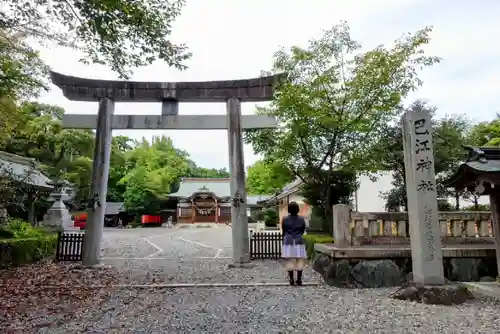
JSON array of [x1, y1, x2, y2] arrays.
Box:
[[0, 151, 53, 189], [168, 178, 270, 206], [105, 202, 125, 215], [247, 195, 271, 205], [444, 146, 500, 190], [168, 178, 231, 198], [258, 178, 304, 204]]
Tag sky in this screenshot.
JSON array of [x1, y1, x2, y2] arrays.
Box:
[[37, 0, 500, 210]]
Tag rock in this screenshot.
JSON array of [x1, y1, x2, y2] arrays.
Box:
[[350, 260, 401, 288], [390, 284, 474, 305], [450, 258, 481, 282], [479, 276, 496, 282], [324, 260, 352, 287], [312, 254, 331, 276]]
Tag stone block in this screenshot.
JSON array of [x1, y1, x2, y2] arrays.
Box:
[[350, 260, 401, 288], [312, 253, 331, 277], [449, 258, 481, 282], [324, 260, 351, 287]]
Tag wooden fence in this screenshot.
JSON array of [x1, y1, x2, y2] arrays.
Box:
[[56, 231, 85, 261], [250, 231, 283, 259]]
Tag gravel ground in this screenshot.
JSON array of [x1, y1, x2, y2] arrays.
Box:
[[3, 228, 500, 333], [50, 286, 500, 333], [100, 259, 321, 284]]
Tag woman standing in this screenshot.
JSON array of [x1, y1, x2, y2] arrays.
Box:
[[281, 201, 307, 286]]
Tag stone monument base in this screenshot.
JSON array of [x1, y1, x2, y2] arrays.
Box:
[[390, 284, 474, 305]]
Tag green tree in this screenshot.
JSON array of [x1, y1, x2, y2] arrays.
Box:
[[0, 31, 48, 145], [468, 114, 500, 146], [1, 0, 190, 79], [375, 102, 470, 211], [245, 22, 439, 221], [246, 160, 293, 195], [120, 136, 191, 213], [0, 31, 48, 99]]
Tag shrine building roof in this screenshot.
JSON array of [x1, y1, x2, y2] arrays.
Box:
[[0, 151, 53, 189], [444, 145, 500, 191], [167, 178, 271, 205]]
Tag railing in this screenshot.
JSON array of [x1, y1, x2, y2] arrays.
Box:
[[250, 231, 283, 259], [332, 204, 494, 247], [56, 231, 85, 261]]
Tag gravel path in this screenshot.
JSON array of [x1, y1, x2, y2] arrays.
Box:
[[100, 259, 321, 284], [4, 228, 500, 333], [50, 286, 500, 333]]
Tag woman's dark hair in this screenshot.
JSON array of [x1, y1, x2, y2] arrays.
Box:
[[288, 202, 300, 216]]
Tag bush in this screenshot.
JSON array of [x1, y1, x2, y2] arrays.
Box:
[[303, 233, 333, 259], [264, 208, 278, 227], [0, 218, 48, 239], [0, 234, 58, 267]]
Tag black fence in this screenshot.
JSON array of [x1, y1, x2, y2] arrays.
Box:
[[56, 231, 85, 262], [250, 231, 283, 260]]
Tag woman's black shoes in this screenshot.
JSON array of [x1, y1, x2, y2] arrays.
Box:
[[288, 271, 295, 286], [288, 271, 304, 286], [296, 270, 303, 286]]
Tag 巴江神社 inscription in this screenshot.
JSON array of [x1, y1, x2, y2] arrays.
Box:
[[402, 110, 444, 285], [49, 71, 286, 103]]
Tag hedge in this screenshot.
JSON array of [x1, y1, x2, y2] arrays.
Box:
[[0, 234, 58, 267], [303, 233, 333, 259]]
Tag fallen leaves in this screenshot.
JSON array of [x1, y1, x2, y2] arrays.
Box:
[[0, 262, 121, 332]]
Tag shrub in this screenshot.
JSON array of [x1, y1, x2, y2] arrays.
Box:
[[264, 208, 278, 227], [0, 234, 58, 267], [303, 233, 333, 259], [0, 218, 48, 239]]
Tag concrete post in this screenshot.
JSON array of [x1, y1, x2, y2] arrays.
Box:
[[226, 97, 250, 266], [332, 204, 351, 247], [402, 109, 444, 285], [82, 98, 114, 266]]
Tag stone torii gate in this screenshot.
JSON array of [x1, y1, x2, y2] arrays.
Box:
[[50, 71, 284, 267]]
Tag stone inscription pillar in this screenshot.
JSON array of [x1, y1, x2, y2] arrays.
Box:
[[402, 109, 444, 285], [226, 97, 250, 265], [82, 98, 114, 266]]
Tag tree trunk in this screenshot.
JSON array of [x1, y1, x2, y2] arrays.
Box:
[[455, 192, 460, 210]]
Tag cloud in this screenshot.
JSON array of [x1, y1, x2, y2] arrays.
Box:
[[38, 0, 500, 169]]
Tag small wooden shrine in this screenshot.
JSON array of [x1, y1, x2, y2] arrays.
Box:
[[166, 178, 231, 224], [445, 145, 500, 278], [167, 178, 269, 224]]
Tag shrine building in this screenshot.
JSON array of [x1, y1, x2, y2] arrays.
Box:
[[167, 178, 268, 224]]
